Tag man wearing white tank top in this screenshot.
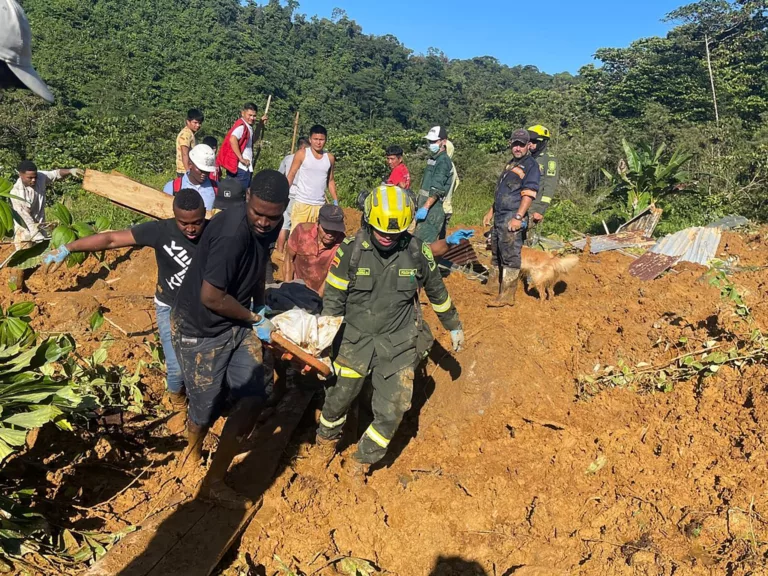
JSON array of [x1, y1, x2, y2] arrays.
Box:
[[286, 124, 338, 232]]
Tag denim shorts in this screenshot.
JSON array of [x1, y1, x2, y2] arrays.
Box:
[[172, 325, 266, 427]]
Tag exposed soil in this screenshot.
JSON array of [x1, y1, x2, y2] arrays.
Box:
[[2, 225, 768, 576]]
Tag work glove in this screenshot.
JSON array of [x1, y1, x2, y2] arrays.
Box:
[[450, 329, 465, 352], [415, 207, 429, 222], [446, 229, 474, 246], [68, 168, 84, 179], [42, 246, 70, 272], [252, 305, 275, 342]]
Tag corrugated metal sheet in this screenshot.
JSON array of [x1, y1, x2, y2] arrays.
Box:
[[649, 227, 722, 266], [570, 231, 656, 253], [629, 253, 679, 280], [706, 214, 749, 230], [440, 241, 480, 266], [616, 205, 663, 235]]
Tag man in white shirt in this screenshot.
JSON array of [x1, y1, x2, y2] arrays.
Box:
[[11, 160, 82, 246], [276, 137, 309, 254], [9, 160, 82, 291]]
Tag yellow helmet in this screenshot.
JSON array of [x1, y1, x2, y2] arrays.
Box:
[[365, 185, 414, 233], [527, 124, 551, 140]]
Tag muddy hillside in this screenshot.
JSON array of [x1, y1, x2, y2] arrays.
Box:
[[3, 225, 768, 576]]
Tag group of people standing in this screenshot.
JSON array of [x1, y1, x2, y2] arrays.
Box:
[[30, 100, 558, 510]]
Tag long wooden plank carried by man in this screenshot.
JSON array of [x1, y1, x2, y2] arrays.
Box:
[[82, 169, 175, 220], [86, 387, 314, 576]]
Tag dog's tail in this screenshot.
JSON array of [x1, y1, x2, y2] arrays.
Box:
[[552, 254, 579, 275]]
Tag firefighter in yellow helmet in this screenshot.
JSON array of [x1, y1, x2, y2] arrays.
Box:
[[527, 124, 559, 246], [317, 185, 464, 478]]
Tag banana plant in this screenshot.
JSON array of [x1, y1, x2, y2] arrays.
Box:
[[603, 139, 694, 218], [0, 178, 18, 238]]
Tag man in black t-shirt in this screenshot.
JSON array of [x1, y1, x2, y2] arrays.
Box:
[[42, 189, 207, 434], [171, 169, 288, 510]]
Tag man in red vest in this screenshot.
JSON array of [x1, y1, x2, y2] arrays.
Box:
[[216, 103, 267, 191]]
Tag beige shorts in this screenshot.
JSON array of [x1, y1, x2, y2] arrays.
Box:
[[290, 201, 322, 232]]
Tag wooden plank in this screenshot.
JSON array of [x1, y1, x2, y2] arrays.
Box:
[[83, 169, 174, 220], [87, 388, 315, 576]]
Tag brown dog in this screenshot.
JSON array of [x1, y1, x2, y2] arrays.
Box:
[[520, 247, 579, 300]]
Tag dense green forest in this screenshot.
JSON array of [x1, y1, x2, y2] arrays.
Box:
[[1, 0, 767, 235]]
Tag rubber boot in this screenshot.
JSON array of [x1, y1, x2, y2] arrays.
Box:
[[176, 421, 207, 477], [484, 265, 500, 296], [315, 435, 338, 467], [344, 458, 370, 487], [488, 268, 520, 308], [165, 391, 187, 435]]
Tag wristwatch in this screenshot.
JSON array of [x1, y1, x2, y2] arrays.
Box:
[[514, 214, 523, 221]]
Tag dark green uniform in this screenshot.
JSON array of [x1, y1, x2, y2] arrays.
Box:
[[415, 150, 454, 244], [530, 150, 558, 217], [319, 228, 461, 464]]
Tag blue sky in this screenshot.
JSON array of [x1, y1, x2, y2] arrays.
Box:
[[295, 0, 687, 74]]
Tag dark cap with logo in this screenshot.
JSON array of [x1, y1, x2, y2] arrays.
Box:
[[213, 179, 246, 210], [510, 129, 530, 145], [318, 204, 346, 233]]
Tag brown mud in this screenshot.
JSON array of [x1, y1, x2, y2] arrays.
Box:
[[1, 227, 767, 575]]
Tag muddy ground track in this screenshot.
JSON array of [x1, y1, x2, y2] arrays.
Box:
[[3, 224, 768, 576]]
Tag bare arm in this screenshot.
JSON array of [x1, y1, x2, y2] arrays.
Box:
[[65, 230, 136, 252], [229, 133, 249, 167], [284, 244, 296, 282], [429, 239, 450, 259], [327, 154, 338, 202], [200, 280, 259, 324], [181, 146, 191, 172], [287, 148, 305, 186]]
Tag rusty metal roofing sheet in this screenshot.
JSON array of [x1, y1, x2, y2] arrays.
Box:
[[569, 231, 656, 253], [629, 253, 679, 280], [616, 204, 663, 236], [649, 227, 722, 266], [440, 241, 480, 267]]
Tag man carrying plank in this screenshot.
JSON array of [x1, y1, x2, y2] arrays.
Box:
[[171, 170, 287, 509], [42, 188, 210, 433]]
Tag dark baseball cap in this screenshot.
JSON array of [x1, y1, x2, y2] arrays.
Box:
[[318, 204, 345, 233], [213, 178, 245, 210], [510, 129, 530, 145]]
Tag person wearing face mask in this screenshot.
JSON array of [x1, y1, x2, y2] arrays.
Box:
[[171, 170, 288, 510], [414, 126, 454, 244], [482, 129, 540, 307], [315, 185, 464, 481]]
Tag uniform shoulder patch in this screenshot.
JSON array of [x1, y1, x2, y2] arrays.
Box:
[[342, 237, 355, 245], [421, 243, 437, 271], [335, 247, 344, 258], [547, 160, 558, 177], [361, 240, 370, 249]]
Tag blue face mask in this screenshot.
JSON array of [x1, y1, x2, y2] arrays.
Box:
[[428, 143, 440, 154]]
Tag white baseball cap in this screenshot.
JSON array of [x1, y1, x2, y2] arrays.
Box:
[[424, 126, 448, 141], [0, 0, 54, 103], [189, 144, 217, 172]]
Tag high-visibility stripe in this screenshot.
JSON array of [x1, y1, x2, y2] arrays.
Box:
[[431, 296, 452, 313], [326, 272, 349, 291], [364, 425, 390, 448], [521, 189, 537, 199], [320, 413, 347, 429], [541, 196, 552, 204], [333, 362, 363, 379]]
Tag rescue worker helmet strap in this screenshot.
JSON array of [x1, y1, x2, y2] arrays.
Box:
[[527, 124, 551, 140], [366, 185, 414, 234]]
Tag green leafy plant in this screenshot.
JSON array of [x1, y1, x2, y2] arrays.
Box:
[[0, 301, 35, 348], [602, 140, 694, 218], [49, 204, 110, 268], [0, 178, 17, 239]]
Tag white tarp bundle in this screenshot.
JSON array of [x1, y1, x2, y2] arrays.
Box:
[[271, 309, 343, 358]]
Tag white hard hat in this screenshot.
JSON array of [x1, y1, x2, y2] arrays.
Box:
[[189, 144, 217, 172], [0, 0, 54, 103], [424, 126, 447, 141]]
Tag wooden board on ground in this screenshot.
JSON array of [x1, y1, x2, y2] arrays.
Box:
[[83, 170, 175, 220], [86, 387, 314, 576]]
